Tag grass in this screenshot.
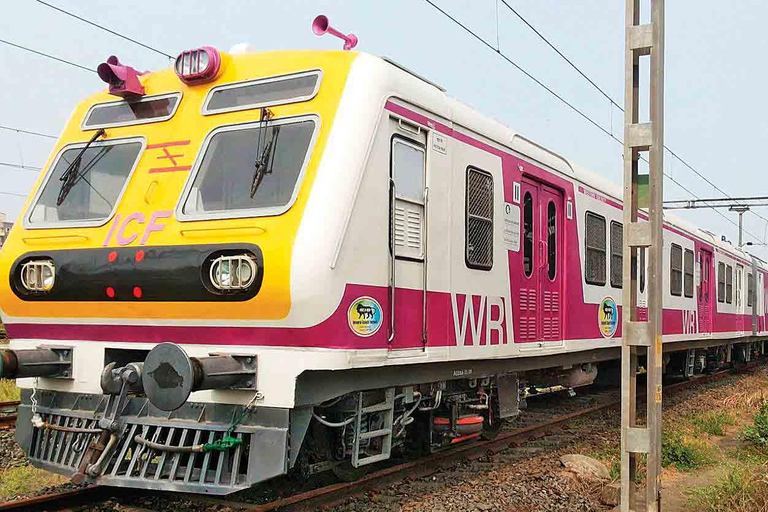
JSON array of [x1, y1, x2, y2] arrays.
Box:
[[662, 431, 711, 471], [0, 466, 67, 502], [743, 402, 768, 449], [0, 379, 19, 402], [689, 463, 768, 512], [694, 411, 736, 437]]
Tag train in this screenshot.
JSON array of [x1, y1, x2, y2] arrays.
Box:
[[0, 19, 766, 495]]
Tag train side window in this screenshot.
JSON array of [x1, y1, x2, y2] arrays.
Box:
[[547, 201, 557, 280], [717, 262, 726, 303], [726, 265, 733, 304], [748, 272, 755, 307], [392, 137, 426, 260], [465, 167, 493, 270], [670, 244, 683, 296], [610, 221, 622, 288], [585, 212, 606, 286], [684, 249, 694, 298], [639, 248, 646, 293], [523, 192, 533, 277]]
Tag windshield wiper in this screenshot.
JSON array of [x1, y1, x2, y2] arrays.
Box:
[[250, 109, 280, 198], [57, 128, 106, 206]]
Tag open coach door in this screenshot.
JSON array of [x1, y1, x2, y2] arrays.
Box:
[[387, 115, 428, 356]]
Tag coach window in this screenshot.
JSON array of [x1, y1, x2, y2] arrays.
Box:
[[639, 248, 646, 293], [585, 212, 606, 285], [609, 221, 622, 288], [748, 272, 755, 307], [670, 244, 683, 296], [726, 265, 733, 304], [717, 262, 726, 303], [523, 191, 533, 277], [392, 137, 426, 260], [684, 249, 694, 298], [547, 201, 556, 280], [465, 167, 493, 270]]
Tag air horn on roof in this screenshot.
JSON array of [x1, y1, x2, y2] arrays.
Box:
[[312, 15, 358, 51]]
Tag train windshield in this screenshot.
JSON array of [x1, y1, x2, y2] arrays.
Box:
[[27, 139, 143, 226], [181, 116, 316, 218]]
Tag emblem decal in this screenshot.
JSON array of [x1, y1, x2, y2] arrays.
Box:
[[598, 296, 619, 338], [348, 296, 383, 337]]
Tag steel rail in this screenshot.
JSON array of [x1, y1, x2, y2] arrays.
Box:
[[0, 361, 761, 512], [0, 400, 20, 429]]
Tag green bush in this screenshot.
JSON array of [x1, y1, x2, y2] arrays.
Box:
[[694, 411, 735, 436], [743, 402, 768, 448], [662, 432, 708, 471]]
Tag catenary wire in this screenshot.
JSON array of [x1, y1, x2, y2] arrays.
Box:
[[0, 191, 29, 198], [0, 38, 95, 73], [423, 0, 764, 243], [0, 162, 42, 172], [497, 1, 768, 231], [35, 0, 174, 60], [0, 124, 57, 140]]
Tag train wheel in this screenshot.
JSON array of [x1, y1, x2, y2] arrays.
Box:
[[480, 392, 504, 440], [313, 421, 369, 482]]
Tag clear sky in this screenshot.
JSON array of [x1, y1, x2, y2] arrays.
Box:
[[1, 1, 767, 257]]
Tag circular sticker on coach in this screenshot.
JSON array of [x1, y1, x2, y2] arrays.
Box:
[[598, 296, 619, 338], [348, 297, 383, 337]]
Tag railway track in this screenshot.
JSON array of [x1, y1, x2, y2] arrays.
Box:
[[0, 361, 762, 512], [0, 400, 19, 429]]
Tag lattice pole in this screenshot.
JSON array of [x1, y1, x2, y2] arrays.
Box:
[[621, 1, 664, 511]]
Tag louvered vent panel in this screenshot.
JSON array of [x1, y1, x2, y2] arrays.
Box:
[[394, 199, 423, 259]]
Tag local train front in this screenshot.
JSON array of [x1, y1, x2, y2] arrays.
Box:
[[0, 47, 355, 493]]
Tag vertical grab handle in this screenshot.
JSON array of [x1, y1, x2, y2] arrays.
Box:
[[422, 187, 429, 350], [389, 178, 396, 344]]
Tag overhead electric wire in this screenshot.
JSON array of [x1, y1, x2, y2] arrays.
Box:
[[0, 124, 57, 140], [35, 0, 173, 60], [0, 191, 29, 198], [423, 0, 764, 244], [0, 162, 41, 172], [497, 1, 768, 232], [0, 38, 95, 73]]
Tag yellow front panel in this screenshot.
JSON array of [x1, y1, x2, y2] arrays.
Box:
[[0, 50, 357, 321]]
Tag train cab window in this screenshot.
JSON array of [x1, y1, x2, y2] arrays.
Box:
[[82, 93, 182, 130], [547, 201, 556, 280], [27, 138, 143, 227], [726, 265, 733, 304], [610, 221, 622, 288], [523, 192, 534, 277], [203, 71, 321, 115], [180, 117, 316, 219], [718, 262, 726, 303], [684, 249, 694, 298], [670, 244, 683, 296], [748, 272, 755, 307], [585, 212, 606, 285], [465, 167, 493, 270]]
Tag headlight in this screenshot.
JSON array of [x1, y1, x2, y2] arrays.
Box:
[[209, 255, 257, 291], [21, 260, 56, 292]]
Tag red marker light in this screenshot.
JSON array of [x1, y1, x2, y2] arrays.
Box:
[[106, 286, 115, 298], [108, 251, 118, 263], [133, 286, 143, 299], [135, 250, 145, 262]]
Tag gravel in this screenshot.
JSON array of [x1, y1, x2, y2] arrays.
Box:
[[0, 428, 27, 471]]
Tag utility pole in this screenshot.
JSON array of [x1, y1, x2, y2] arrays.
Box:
[[621, 0, 664, 511], [729, 205, 750, 247]]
